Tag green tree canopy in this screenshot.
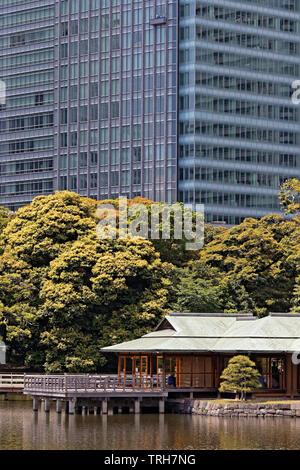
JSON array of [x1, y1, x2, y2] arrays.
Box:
[[219, 355, 261, 400], [198, 215, 300, 315], [0, 191, 174, 372], [0, 206, 12, 234], [97, 196, 209, 267], [172, 263, 255, 314], [279, 178, 300, 216]]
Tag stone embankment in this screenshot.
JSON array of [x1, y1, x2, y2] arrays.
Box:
[[167, 399, 300, 417]]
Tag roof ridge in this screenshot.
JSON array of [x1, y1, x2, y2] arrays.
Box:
[[168, 312, 254, 317]]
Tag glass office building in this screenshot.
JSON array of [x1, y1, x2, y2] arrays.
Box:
[[0, 0, 178, 211], [179, 0, 300, 223], [0, 0, 299, 223], [0, 0, 56, 210]]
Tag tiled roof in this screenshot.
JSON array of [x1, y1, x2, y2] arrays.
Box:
[[101, 312, 300, 353]]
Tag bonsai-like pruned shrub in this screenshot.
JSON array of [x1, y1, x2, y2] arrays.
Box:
[[219, 355, 261, 400]]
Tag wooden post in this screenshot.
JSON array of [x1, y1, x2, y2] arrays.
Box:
[[162, 355, 166, 390], [215, 354, 221, 388], [159, 398, 165, 414], [32, 397, 39, 412], [44, 398, 50, 413], [134, 398, 140, 414], [68, 399, 76, 414], [286, 354, 292, 398], [129, 400, 134, 414], [102, 399, 108, 415], [288, 353, 298, 399], [65, 401, 69, 414], [108, 403, 114, 415], [56, 399, 62, 414]]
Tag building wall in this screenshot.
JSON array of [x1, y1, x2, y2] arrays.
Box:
[[0, 0, 56, 211], [0, 0, 178, 210], [1, 0, 299, 221], [178, 0, 300, 224]]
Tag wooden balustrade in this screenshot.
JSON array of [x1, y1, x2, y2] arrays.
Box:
[[23, 374, 165, 395], [0, 373, 24, 390]]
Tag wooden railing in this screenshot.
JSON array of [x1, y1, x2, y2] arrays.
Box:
[[0, 373, 24, 390], [24, 374, 165, 394]]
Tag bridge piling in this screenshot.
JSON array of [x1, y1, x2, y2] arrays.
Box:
[[44, 398, 50, 413], [56, 399, 62, 414], [32, 397, 39, 412], [101, 399, 108, 415], [108, 403, 113, 415], [68, 399, 76, 414], [159, 398, 165, 414], [134, 398, 141, 414]]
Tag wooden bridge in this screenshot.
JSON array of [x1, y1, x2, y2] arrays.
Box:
[[22, 374, 168, 414], [24, 374, 167, 397], [0, 373, 24, 394]]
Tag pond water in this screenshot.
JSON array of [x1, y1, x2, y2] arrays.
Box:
[[1, 400, 300, 450]]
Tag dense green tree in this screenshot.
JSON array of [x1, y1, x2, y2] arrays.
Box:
[[97, 197, 222, 267], [290, 237, 300, 312], [219, 355, 261, 400], [198, 215, 300, 315], [172, 263, 256, 314], [279, 178, 300, 216], [0, 192, 174, 372], [0, 207, 12, 234], [278, 179, 300, 312]]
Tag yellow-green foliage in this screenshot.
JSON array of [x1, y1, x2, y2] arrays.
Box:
[[0, 191, 174, 372], [219, 355, 261, 400], [198, 214, 300, 315], [279, 178, 300, 216]]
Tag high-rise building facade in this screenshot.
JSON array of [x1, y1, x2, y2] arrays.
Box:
[[0, 0, 178, 211], [178, 0, 300, 223], [0, 0, 299, 224]]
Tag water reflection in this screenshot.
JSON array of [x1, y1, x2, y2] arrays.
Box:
[[1, 401, 300, 450]]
